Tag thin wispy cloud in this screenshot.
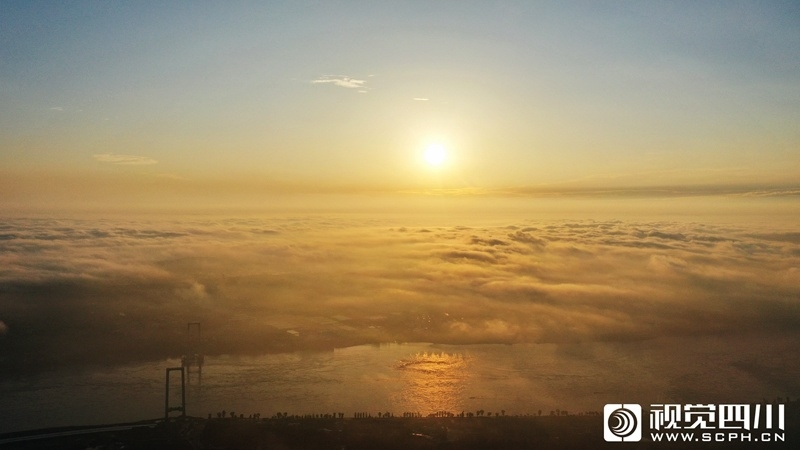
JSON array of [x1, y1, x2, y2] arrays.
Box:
[[413, 98, 429, 101], [492, 184, 800, 198], [93, 153, 158, 165], [312, 75, 368, 90]]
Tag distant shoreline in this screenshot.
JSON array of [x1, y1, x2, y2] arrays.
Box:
[[3, 409, 797, 449]]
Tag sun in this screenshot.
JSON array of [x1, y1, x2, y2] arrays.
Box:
[[424, 143, 447, 167]]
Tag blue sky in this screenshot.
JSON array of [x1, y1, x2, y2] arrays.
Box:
[[2, 1, 799, 208]]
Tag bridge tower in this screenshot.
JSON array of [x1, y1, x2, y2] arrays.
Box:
[[182, 322, 204, 376], [164, 367, 186, 419]]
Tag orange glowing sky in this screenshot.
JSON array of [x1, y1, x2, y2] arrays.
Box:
[[1, 1, 799, 210]]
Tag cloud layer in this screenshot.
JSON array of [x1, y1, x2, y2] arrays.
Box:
[[0, 214, 798, 379]]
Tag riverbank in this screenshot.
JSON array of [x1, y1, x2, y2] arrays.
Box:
[[3, 406, 798, 450]]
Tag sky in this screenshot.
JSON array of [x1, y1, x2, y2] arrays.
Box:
[[1, 1, 799, 210]]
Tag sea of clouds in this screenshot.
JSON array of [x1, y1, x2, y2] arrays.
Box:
[[0, 213, 798, 381]]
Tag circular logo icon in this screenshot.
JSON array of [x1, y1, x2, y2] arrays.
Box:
[[607, 406, 639, 439]]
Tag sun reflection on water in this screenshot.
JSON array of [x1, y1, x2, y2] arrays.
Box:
[[392, 351, 470, 415]]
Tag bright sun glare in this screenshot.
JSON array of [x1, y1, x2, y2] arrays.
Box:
[[424, 143, 447, 167]]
